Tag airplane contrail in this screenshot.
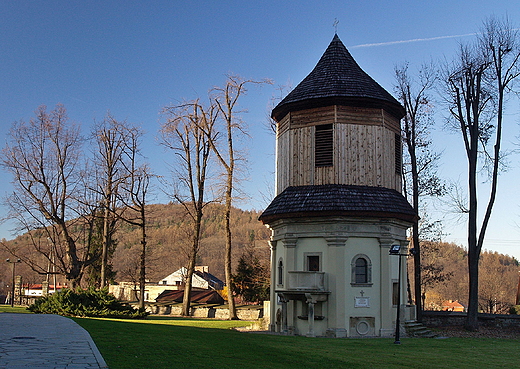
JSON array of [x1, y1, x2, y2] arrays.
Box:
[[349, 33, 477, 49]]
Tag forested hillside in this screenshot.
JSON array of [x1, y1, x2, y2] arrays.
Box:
[[112, 203, 271, 282], [1, 207, 518, 313], [0, 203, 270, 290], [410, 241, 519, 313]]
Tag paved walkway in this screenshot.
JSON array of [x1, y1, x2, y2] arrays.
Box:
[[0, 313, 107, 369]]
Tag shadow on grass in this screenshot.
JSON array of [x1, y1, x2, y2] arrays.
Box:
[[74, 317, 520, 369]]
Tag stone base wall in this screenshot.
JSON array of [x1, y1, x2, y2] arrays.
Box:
[[142, 303, 264, 320], [423, 311, 520, 328]]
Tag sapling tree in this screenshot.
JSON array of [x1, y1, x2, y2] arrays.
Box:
[[394, 61, 444, 321]]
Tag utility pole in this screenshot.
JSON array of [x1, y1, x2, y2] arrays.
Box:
[[515, 271, 520, 305], [6, 258, 21, 307]]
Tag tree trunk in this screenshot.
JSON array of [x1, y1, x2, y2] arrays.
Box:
[[138, 221, 146, 310], [224, 183, 238, 319], [182, 211, 202, 317], [465, 128, 479, 331], [63, 229, 82, 288], [100, 202, 110, 288], [410, 148, 422, 321], [412, 222, 422, 321], [466, 248, 480, 330], [181, 254, 195, 317]]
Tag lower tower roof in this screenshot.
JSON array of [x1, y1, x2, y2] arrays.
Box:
[[259, 184, 417, 224]]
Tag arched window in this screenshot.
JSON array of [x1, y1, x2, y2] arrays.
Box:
[[355, 258, 368, 283], [278, 259, 284, 285], [351, 254, 372, 286]]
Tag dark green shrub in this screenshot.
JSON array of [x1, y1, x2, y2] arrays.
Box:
[[28, 287, 148, 318], [509, 305, 520, 315], [232, 250, 270, 304]]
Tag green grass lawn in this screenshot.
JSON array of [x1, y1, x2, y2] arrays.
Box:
[[2, 306, 518, 368], [0, 305, 31, 313], [73, 315, 520, 369]]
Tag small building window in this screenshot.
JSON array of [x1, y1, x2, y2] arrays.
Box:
[[278, 259, 284, 285], [351, 254, 372, 286], [395, 133, 402, 174], [307, 255, 320, 271], [304, 252, 322, 271], [315, 124, 333, 167]]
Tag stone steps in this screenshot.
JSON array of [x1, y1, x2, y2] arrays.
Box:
[[405, 321, 438, 338]]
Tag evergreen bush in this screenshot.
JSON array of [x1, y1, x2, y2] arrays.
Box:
[[509, 305, 520, 315], [28, 287, 148, 318], [232, 250, 270, 304]]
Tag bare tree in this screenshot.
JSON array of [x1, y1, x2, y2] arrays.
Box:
[[478, 251, 517, 314], [75, 182, 104, 287], [160, 101, 217, 316], [443, 16, 520, 330], [394, 62, 444, 321], [1, 104, 91, 287], [91, 115, 128, 288], [419, 240, 453, 308], [266, 82, 292, 134], [117, 124, 152, 310], [209, 75, 268, 319]]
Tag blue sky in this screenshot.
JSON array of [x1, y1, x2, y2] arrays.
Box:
[[1, 1, 520, 260]]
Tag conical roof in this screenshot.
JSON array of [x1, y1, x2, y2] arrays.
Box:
[[271, 34, 405, 121]]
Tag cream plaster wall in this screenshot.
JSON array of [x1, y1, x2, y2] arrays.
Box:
[[268, 216, 411, 337]]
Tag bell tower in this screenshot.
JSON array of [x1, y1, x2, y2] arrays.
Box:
[[271, 34, 404, 194], [260, 35, 417, 338]]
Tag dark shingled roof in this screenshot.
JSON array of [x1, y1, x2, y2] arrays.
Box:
[[194, 269, 224, 290], [271, 34, 405, 121], [259, 184, 417, 224], [155, 289, 225, 304]]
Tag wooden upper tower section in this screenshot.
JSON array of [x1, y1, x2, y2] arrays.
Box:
[[271, 35, 405, 195]]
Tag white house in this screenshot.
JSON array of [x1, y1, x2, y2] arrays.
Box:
[[158, 266, 224, 290], [110, 266, 225, 303], [24, 283, 67, 296]]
